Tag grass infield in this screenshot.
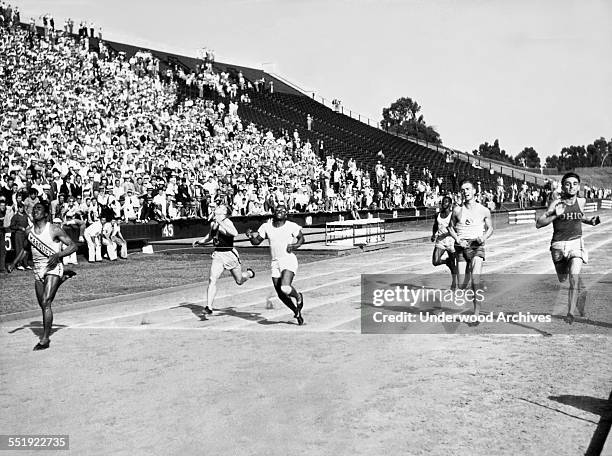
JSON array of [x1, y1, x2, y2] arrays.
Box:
[[0, 252, 328, 315]]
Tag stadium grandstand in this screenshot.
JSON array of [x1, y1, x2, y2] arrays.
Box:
[[2, 6, 611, 257], [0, 11, 568, 247]]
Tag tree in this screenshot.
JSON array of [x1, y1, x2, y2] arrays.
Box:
[[473, 139, 514, 164], [545, 155, 561, 170], [515, 147, 541, 168], [586, 137, 609, 167], [559, 145, 587, 169], [381, 97, 442, 144]]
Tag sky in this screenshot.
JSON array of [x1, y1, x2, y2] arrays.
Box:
[[12, 0, 612, 159]]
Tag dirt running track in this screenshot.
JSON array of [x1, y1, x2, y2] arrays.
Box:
[[2, 217, 611, 455]]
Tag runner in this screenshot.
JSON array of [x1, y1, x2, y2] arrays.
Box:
[[536, 172, 601, 323], [246, 203, 305, 325], [448, 179, 494, 324], [6, 201, 78, 350], [192, 204, 254, 315], [431, 195, 457, 289]]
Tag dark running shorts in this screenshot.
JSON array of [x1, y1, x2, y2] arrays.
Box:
[[455, 239, 485, 262]]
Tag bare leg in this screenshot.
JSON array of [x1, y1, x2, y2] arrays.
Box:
[[229, 265, 254, 285], [469, 256, 485, 320], [566, 258, 584, 322], [34, 275, 62, 349], [279, 270, 304, 325], [576, 276, 587, 317], [280, 270, 300, 305], [446, 254, 458, 289], [432, 247, 445, 266], [433, 247, 457, 289], [456, 260, 470, 290], [206, 258, 225, 313], [554, 260, 569, 283], [272, 276, 297, 315]]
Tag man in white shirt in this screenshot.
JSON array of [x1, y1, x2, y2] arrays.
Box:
[[101, 218, 117, 261], [84, 217, 103, 262], [110, 218, 128, 260], [112, 178, 125, 200], [122, 189, 139, 222], [246, 203, 306, 325], [152, 189, 168, 220], [203, 175, 218, 198]]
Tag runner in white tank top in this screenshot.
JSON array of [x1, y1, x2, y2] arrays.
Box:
[[247, 203, 306, 325], [454, 204, 486, 241], [431, 196, 457, 289], [448, 179, 494, 324], [7, 202, 78, 350], [29, 221, 63, 281]]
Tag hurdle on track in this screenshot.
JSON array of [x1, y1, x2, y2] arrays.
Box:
[[508, 209, 536, 225], [325, 218, 385, 246], [600, 200, 612, 209], [584, 202, 598, 213]]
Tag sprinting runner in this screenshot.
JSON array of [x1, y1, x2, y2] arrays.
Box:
[[448, 179, 494, 323], [246, 203, 305, 325], [192, 204, 254, 315], [536, 172, 601, 323], [6, 202, 78, 350], [431, 195, 457, 289]]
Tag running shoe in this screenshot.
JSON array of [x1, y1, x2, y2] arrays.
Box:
[[33, 341, 50, 351]]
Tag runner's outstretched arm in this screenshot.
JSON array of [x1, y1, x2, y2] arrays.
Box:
[[536, 199, 562, 229], [581, 216, 601, 226], [245, 229, 264, 246], [447, 206, 466, 247], [192, 232, 213, 247], [47, 225, 78, 269], [217, 218, 238, 237], [431, 218, 439, 242], [479, 209, 494, 243]]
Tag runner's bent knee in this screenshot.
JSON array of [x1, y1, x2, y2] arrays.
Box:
[[280, 285, 292, 295]]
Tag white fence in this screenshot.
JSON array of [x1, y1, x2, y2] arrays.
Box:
[[508, 209, 536, 225]]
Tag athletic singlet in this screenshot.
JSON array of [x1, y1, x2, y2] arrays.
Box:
[[435, 211, 452, 237], [455, 204, 485, 240], [27, 223, 61, 272], [257, 220, 301, 261], [552, 199, 583, 242], [211, 227, 234, 252]]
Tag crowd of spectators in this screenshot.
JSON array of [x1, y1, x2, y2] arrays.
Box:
[[0, 1, 19, 27], [0, 14, 368, 268], [1, 9, 611, 273]]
